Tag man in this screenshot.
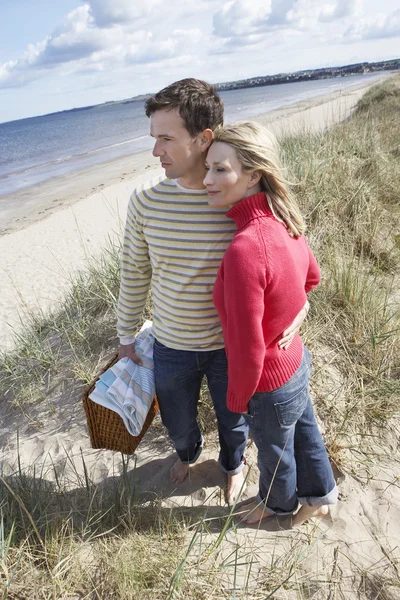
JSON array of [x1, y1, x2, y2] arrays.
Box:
[[117, 78, 306, 501]]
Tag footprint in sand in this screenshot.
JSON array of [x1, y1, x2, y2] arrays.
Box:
[[192, 488, 207, 502]]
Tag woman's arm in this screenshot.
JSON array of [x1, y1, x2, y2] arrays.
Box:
[[279, 243, 320, 349], [305, 242, 321, 293], [278, 301, 309, 350], [222, 238, 267, 413]]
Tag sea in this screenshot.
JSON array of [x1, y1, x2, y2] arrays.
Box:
[[0, 73, 385, 197]]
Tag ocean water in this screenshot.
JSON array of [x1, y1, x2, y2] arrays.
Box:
[[0, 73, 384, 196]]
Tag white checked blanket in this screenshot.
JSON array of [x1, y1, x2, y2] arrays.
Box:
[[89, 320, 155, 436]]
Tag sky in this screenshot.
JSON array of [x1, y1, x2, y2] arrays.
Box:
[[1, 0, 399, 123]]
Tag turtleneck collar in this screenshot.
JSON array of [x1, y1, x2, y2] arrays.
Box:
[[226, 192, 276, 230]]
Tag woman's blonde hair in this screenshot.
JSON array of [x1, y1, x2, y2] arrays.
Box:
[[212, 121, 305, 237]]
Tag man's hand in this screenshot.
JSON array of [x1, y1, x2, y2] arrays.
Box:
[[278, 301, 309, 350], [118, 342, 142, 365]]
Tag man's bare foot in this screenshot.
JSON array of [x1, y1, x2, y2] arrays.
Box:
[[170, 458, 189, 484], [226, 470, 246, 505], [239, 499, 273, 524], [292, 505, 329, 527]]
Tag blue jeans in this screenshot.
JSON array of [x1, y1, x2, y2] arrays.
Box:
[[244, 347, 338, 515], [153, 339, 248, 475]]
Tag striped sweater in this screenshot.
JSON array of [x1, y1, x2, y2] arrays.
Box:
[[117, 177, 236, 350]]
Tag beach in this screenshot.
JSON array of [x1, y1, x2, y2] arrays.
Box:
[[1, 73, 400, 598], [0, 76, 387, 352]]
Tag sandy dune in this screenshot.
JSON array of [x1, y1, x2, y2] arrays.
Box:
[[1, 74, 399, 597]]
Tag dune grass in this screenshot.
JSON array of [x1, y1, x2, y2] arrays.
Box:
[[280, 76, 400, 471], [0, 75, 400, 599]]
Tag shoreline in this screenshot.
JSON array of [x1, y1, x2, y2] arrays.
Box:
[[0, 74, 389, 237], [253, 74, 387, 133], [0, 74, 389, 350], [0, 152, 162, 237]]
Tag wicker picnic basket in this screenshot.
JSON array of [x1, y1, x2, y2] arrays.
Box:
[[82, 352, 159, 454]]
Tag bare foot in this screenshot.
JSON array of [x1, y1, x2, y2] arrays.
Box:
[[226, 470, 246, 505], [292, 505, 329, 527], [170, 458, 189, 484], [239, 499, 273, 524]]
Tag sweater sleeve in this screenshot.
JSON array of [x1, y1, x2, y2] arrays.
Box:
[[222, 235, 267, 413], [304, 240, 321, 293], [117, 190, 152, 344]]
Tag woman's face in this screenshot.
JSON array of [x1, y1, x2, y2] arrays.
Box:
[[203, 141, 259, 209]]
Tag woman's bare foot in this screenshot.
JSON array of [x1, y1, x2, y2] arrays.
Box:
[[226, 471, 246, 504], [239, 499, 273, 524], [170, 458, 189, 484], [292, 505, 329, 527]]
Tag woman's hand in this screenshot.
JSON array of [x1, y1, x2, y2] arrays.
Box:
[[278, 301, 309, 350]]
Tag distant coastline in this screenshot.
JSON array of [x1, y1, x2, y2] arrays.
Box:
[[215, 58, 400, 91], [6, 58, 399, 124]]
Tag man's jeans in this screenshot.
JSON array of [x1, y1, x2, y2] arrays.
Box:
[[154, 339, 248, 475], [244, 347, 338, 514]]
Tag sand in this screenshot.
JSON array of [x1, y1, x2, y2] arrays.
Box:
[[1, 73, 399, 596]]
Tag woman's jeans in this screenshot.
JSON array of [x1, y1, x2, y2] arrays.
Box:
[[154, 339, 248, 475], [244, 347, 338, 515]]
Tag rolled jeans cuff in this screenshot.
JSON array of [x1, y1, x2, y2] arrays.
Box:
[[219, 456, 246, 476], [298, 484, 339, 507], [255, 494, 297, 516], [177, 436, 204, 465]]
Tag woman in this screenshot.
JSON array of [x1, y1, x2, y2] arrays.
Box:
[[203, 122, 338, 526]]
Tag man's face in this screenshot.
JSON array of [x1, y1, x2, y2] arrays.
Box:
[[150, 108, 204, 180]]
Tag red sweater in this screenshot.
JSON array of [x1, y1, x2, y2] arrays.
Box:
[[213, 192, 320, 413]]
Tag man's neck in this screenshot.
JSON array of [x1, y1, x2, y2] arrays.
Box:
[[177, 165, 207, 190]]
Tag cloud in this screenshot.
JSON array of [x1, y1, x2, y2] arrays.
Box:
[[1, 0, 399, 93], [212, 0, 363, 41], [346, 8, 400, 40], [0, 6, 103, 87], [86, 0, 214, 28], [0, 2, 205, 89], [283, 0, 362, 31], [0, 39, 49, 89], [212, 0, 271, 38], [210, 33, 266, 56], [211, 0, 310, 53], [125, 29, 203, 65], [88, 0, 163, 27], [267, 0, 296, 26], [210, 0, 381, 55], [319, 0, 361, 22], [35, 7, 110, 67]]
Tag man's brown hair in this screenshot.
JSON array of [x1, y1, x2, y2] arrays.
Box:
[[145, 78, 224, 136]]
